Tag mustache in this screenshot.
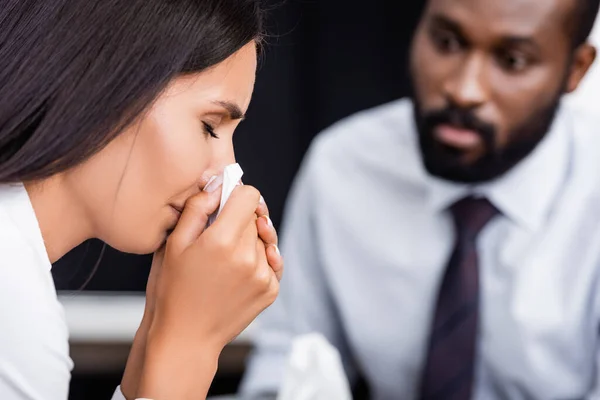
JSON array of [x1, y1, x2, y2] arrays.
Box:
[[421, 107, 496, 144]]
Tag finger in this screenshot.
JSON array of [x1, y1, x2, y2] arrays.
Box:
[[255, 239, 276, 285], [240, 217, 259, 256], [211, 185, 261, 240], [266, 243, 284, 281], [230, 221, 258, 280], [255, 195, 268, 218], [261, 242, 281, 305], [256, 215, 277, 245], [168, 188, 221, 253]]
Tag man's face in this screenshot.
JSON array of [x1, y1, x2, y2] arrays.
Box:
[[410, 0, 579, 183]]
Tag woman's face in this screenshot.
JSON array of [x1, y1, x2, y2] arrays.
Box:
[[64, 42, 258, 254]]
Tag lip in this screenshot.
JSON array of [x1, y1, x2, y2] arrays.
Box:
[[170, 204, 183, 215], [168, 174, 222, 218], [434, 124, 482, 150]]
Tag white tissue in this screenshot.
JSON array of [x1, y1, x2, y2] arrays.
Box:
[[277, 333, 352, 400], [207, 163, 244, 226]]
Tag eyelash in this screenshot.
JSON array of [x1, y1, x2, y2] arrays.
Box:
[[202, 121, 219, 139]]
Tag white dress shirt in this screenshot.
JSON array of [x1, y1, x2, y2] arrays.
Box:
[[0, 183, 130, 399], [565, 11, 600, 115], [240, 98, 600, 399]]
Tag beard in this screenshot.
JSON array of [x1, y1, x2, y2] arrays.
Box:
[[411, 96, 562, 184]]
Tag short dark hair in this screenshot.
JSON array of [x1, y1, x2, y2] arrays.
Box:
[[572, 0, 600, 46], [0, 0, 264, 183]]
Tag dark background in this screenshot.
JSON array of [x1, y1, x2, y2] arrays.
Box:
[[52, 0, 425, 398]]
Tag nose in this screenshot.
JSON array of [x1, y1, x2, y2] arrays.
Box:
[[443, 53, 488, 109], [206, 146, 236, 179]]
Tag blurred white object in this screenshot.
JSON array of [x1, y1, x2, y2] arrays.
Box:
[[207, 397, 237, 400], [60, 292, 144, 343], [277, 333, 352, 400], [208, 163, 244, 226], [59, 292, 258, 343], [59, 292, 257, 375]]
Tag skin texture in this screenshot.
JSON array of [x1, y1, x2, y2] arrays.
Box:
[[410, 0, 596, 182], [27, 42, 259, 262], [24, 41, 284, 399]]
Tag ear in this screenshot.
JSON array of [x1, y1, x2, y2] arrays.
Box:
[[565, 43, 596, 93]]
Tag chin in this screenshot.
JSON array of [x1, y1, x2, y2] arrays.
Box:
[[104, 230, 167, 255]]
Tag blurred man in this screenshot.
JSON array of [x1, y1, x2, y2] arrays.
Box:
[[241, 0, 600, 398]]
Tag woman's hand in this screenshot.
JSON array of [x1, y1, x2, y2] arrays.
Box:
[[119, 249, 164, 400], [255, 196, 284, 281], [121, 189, 282, 400], [126, 185, 282, 399]]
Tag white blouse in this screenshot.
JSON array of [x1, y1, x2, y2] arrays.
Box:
[[0, 183, 128, 400]]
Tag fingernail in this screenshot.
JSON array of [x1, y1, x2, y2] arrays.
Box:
[[260, 195, 265, 205], [203, 175, 217, 189], [203, 175, 223, 192], [274, 244, 281, 256], [262, 215, 273, 228]]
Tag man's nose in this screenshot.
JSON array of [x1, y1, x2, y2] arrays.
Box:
[[443, 54, 489, 109]]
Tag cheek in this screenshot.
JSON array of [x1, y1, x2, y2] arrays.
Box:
[[410, 34, 454, 110], [490, 67, 563, 146], [410, 36, 430, 95], [132, 120, 212, 203], [108, 118, 212, 240], [89, 121, 218, 254], [66, 132, 139, 221]]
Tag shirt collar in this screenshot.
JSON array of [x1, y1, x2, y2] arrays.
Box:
[[426, 104, 571, 232]]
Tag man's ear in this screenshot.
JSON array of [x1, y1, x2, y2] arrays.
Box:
[[566, 43, 596, 93]]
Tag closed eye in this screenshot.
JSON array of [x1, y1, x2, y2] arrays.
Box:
[[202, 121, 219, 139]]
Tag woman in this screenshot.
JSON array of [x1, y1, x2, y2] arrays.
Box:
[[0, 1, 283, 399]]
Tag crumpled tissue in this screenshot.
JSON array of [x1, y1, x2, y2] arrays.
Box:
[[205, 163, 244, 226], [277, 333, 352, 400]]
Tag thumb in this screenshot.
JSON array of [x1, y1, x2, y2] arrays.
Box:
[[167, 187, 222, 254]]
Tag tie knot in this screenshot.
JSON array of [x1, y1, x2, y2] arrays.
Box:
[[450, 196, 499, 240]]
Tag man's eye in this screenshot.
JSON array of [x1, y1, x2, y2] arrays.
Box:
[[431, 30, 464, 53], [497, 52, 530, 72]]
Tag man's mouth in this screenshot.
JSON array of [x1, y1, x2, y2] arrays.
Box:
[[434, 123, 482, 150]]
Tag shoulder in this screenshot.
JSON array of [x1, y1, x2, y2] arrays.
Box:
[[300, 98, 428, 193], [0, 190, 73, 398], [0, 186, 48, 274]]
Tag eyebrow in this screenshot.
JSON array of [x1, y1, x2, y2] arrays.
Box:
[[430, 14, 464, 35], [429, 14, 540, 53], [211, 100, 246, 120], [498, 36, 540, 53]]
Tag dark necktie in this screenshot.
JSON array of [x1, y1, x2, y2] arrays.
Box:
[[418, 196, 499, 400]]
